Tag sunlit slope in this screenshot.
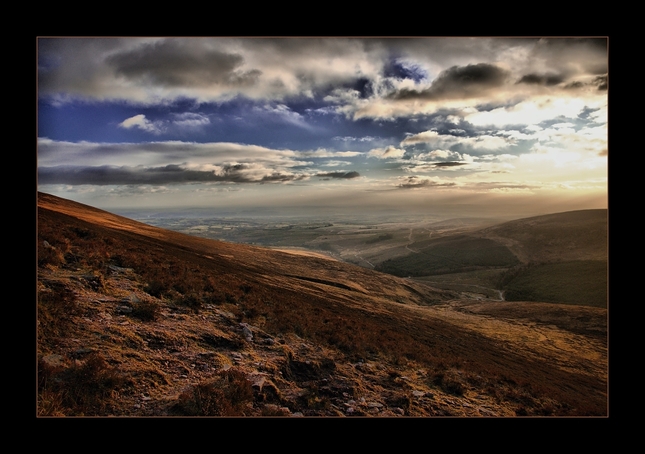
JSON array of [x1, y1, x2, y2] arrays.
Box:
[[37, 192, 456, 308]]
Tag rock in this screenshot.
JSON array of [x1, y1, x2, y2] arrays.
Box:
[[116, 305, 133, 314], [216, 309, 236, 319], [412, 390, 425, 398], [76, 275, 104, 291], [108, 265, 133, 273], [248, 373, 267, 390], [240, 323, 253, 342], [41, 354, 65, 369], [121, 293, 140, 304]]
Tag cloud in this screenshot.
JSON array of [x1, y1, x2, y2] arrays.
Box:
[[322, 160, 352, 167], [37, 138, 306, 169], [432, 161, 467, 167], [396, 175, 457, 189], [171, 112, 210, 128], [517, 72, 565, 86], [38, 163, 309, 186], [254, 104, 313, 129], [316, 171, 360, 179], [388, 63, 509, 101], [418, 149, 463, 160], [464, 98, 588, 127], [118, 114, 164, 134], [118, 113, 211, 135], [299, 149, 362, 158], [368, 146, 406, 159], [401, 130, 514, 150], [39, 37, 608, 128], [106, 39, 261, 89], [333, 136, 379, 142]]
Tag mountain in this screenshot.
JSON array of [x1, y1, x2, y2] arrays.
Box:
[[37, 192, 607, 416]]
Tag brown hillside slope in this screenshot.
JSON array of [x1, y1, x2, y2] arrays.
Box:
[[36, 192, 607, 416]]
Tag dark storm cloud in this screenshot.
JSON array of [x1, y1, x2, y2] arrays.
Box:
[[433, 161, 467, 167], [517, 73, 565, 86], [593, 75, 608, 90], [261, 173, 307, 183], [530, 38, 608, 76], [564, 81, 585, 89], [106, 39, 261, 88], [38, 38, 134, 96], [388, 63, 509, 101], [316, 171, 360, 179], [38, 164, 305, 185], [564, 74, 607, 91]]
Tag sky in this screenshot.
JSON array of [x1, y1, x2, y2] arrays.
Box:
[[37, 37, 608, 218]]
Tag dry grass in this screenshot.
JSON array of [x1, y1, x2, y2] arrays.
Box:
[[172, 369, 254, 416], [38, 353, 127, 416]]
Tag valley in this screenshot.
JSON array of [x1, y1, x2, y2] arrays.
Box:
[[122, 207, 607, 308]]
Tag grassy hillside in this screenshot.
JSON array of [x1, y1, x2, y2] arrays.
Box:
[[502, 260, 608, 308], [376, 236, 520, 277], [375, 210, 608, 308], [476, 209, 607, 264]]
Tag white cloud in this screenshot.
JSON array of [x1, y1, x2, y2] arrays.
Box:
[[464, 98, 587, 127], [368, 146, 406, 159], [171, 112, 210, 128], [299, 149, 362, 158], [118, 114, 163, 134], [401, 130, 515, 150]]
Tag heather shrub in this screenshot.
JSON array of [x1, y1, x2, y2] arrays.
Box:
[[38, 353, 126, 416], [130, 301, 161, 321], [175, 293, 203, 312], [38, 283, 79, 339], [174, 369, 253, 416]]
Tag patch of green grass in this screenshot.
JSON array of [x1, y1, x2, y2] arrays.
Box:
[[365, 233, 394, 244], [504, 260, 607, 307], [376, 236, 519, 277]]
